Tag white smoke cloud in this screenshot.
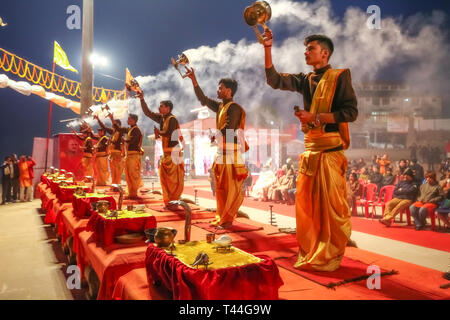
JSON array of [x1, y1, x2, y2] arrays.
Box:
[[119, 0, 449, 134]]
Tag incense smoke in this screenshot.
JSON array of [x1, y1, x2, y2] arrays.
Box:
[[112, 0, 449, 135]]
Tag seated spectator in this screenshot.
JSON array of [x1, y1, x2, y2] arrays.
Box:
[[440, 170, 450, 197], [410, 171, 445, 230], [347, 173, 362, 215], [435, 198, 450, 230], [368, 165, 383, 192], [382, 168, 396, 187], [397, 159, 408, 175], [379, 168, 419, 227], [273, 168, 296, 204], [409, 158, 424, 183], [377, 154, 391, 175], [268, 165, 288, 202], [359, 167, 370, 182], [439, 158, 449, 179], [356, 157, 366, 170], [250, 166, 276, 201]]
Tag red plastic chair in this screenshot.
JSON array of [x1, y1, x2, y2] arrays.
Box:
[[428, 207, 437, 231], [356, 183, 378, 218], [398, 207, 412, 226], [404, 204, 439, 230], [371, 185, 395, 219], [354, 184, 367, 216]]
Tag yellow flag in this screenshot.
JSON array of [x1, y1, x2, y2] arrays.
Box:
[[53, 41, 78, 73]]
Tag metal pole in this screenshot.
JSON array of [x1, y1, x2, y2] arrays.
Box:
[[44, 62, 56, 171], [80, 0, 94, 117]]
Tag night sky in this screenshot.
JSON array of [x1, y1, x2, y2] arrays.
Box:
[[0, 0, 449, 162]]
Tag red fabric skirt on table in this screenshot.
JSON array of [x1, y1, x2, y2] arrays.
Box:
[[145, 245, 283, 300]]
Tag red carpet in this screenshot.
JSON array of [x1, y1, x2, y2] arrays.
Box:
[[183, 185, 450, 252], [193, 221, 264, 234], [275, 255, 397, 289]]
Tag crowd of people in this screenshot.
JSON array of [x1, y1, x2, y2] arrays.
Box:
[[239, 152, 450, 232], [1, 154, 36, 204], [346, 154, 450, 231]]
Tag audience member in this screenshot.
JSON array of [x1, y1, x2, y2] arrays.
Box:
[[409, 158, 424, 183], [376, 154, 391, 175], [250, 165, 276, 201], [368, 165, 383, 192], [18, 156, 33, 202], [382, 167, 396, 187], [359, 167, 370, 182], [409, 143, 417, 160], [1, 156, 13, 205], [379, 168, 419, 227], [398, 159, 408, 175], [409, 171, 444, 230], [10, 154, 20, 202], [356, 157, 366, 170], [347, 173, 362, 215]]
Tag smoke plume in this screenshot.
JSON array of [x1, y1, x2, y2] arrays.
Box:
[[116, 0, 449, 134]]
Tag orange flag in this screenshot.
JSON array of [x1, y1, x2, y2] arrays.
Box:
[[125, 68, 139, 91]]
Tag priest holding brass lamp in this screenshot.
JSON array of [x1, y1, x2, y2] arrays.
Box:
[[136, 88, 185, 208], [184, 63, 249, 228], [259, 2, 358, 271]]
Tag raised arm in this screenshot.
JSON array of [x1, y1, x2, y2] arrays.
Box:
[[262, 28, 306, 94], [95, 114, 114, 135], [136, 90, 162, 123], [109, 113, 128, 134], [71, 128, 84, 141], [185, 67, 220, 113]]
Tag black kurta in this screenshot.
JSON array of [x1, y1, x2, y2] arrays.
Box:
[[98, 122, 123, 152], [140, 99, 180, 149], [194, 85, 243, 144], [265, 64, 358, 132], [113, 123, 142, 152]]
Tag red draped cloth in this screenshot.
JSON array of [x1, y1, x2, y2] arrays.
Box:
[[145, 246, 283, 300], [87, 211, 157, 247], [72, 195, 116, 218], [56, 186, 78, 203]]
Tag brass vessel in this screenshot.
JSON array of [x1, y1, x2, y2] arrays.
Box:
[[154, 227, 178, 248], [244, 1, 272, 44], [96, 200, 110, 214], [171, 53, 190, 78]]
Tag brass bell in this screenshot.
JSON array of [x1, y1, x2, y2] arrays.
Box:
[[243, 1, 272, 44]]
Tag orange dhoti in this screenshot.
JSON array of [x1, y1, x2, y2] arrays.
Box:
[[109, 150, 124, 185], [124, 151, 142, 197], [212, 145, 248, 226], [95, 152, 110, 186], [159, 151, 185, 206], [294, 131, 351, 272], [81, 154, 94, 177]]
